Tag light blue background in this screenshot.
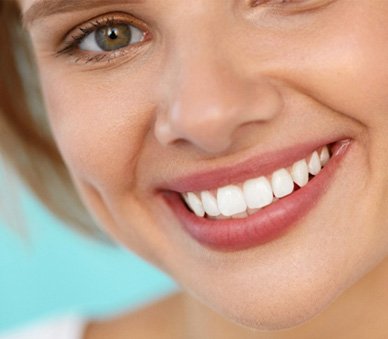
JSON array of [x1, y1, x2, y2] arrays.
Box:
[[0, 171, 177, 333]]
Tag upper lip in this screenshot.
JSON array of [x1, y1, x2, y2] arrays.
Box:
[[158, 136, 344, 193]]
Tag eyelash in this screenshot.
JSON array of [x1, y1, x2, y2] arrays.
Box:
[[250, 0, 334, 13], [56, 14, 150, 65]]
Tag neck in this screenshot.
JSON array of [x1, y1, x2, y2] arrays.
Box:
[[182, 257, 388, 339]]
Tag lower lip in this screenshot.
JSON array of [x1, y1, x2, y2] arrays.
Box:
[[164, 140, 351, 252]]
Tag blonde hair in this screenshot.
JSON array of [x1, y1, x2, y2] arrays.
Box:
[[0, 1, 109, 243]]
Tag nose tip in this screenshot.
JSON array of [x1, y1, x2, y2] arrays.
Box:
[[155, 100, 239, 153], [155, 77, 283, 154], [154, 49, 283, 154]]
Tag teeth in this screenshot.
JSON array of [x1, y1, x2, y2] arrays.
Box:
[[291, 159, 309, 187], [243, 177, 273, 209], [271, 168, 294, 198], [200, 191, 221, 217], [320, 146, 330, 166], [182, 145, 332, 219], [308, 151, 321, 175], [217, 185, 247, 217], [186, 192, 205, 217]]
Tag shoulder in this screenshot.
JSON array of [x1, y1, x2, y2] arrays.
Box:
[[84, 292, 185, 339], [0, 315, 87, 339]]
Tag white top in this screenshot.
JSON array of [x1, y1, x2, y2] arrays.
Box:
[[0, 315, 87, 339]]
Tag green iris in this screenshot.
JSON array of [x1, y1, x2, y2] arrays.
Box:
[[95, 24, 132, 51]]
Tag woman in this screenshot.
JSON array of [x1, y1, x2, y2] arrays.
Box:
[[1, 0, 388, 338]]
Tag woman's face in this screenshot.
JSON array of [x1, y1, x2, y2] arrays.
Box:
[[21, 0, 388, 329]]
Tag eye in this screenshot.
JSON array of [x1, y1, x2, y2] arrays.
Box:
[[56, 14, 151, 64], [250, 0, 336, 12], [79, 23, 144, 52], [252, 0, 313, 5]]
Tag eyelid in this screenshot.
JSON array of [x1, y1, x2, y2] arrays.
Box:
[[251, 0, 336, 14]]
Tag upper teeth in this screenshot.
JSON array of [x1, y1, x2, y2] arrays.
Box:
[[182, 146, 331, 219]]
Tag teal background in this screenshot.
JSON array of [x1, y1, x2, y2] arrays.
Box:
[[0, 171, 178, 333]]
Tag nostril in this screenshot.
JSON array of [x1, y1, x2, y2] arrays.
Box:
[[154, 108, 236, 153]]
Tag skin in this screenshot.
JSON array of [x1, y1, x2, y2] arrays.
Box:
[[18, 0, 388, 337]]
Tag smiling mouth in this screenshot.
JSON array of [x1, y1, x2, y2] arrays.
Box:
[[163, 139, 352, 251], [181, 146, 331, 220]]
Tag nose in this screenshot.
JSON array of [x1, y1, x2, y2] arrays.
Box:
[[154, 32, 283, 154]]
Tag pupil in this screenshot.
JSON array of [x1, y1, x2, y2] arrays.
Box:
[[108, 28, 118, 40]]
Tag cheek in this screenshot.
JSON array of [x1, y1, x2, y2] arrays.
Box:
[[314, 16, 388, 129], [39, 69, 156, 193], [277, 6, 388, 193], [272, 3, 388, 133], [310, 32, 388, 129]]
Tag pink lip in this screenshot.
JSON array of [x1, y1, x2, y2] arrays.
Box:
[[163, 139, 352, 251], [161, 137, 344, 193]]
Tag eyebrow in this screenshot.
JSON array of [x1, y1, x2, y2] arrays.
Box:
[[23, 0, 144, 27]]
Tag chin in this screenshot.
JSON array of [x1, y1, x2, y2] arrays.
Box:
[[221, 294, 333, 331], [198, 251, 386, 332], [183, 240, 385, 333], [202, 280, 342, 331]]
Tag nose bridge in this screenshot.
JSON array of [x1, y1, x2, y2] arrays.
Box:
[[173, 44, 243, 128], [154, 9, 282, 154], [170, 11, 235, 104]]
